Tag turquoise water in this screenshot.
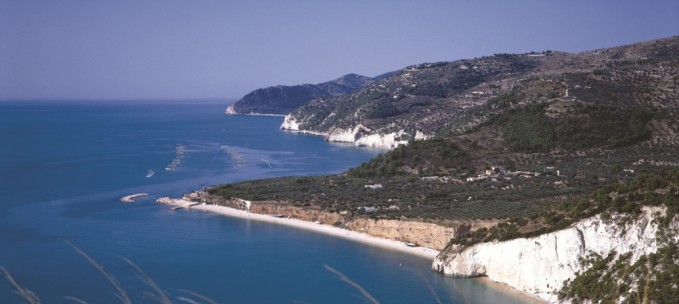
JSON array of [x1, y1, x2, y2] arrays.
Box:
[[0, 101, 530, 303]]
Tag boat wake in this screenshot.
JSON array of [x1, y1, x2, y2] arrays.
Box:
[[220, 145, 246, 170], [165, 144, 185, 171]]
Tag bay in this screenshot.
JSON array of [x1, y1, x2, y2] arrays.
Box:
[[0, 101, 531, 303]]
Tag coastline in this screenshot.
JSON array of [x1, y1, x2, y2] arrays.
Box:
[[162, 199, 439, 259], [162, 198, 548, 303], [235, 113, 286, 117], [476, 277, 549, 304], [224, 105, 286, 117]]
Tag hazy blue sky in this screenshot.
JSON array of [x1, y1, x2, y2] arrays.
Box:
[[1, 0, 677, 100]]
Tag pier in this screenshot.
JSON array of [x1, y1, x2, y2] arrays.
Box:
[[120, 193, 149, 203]]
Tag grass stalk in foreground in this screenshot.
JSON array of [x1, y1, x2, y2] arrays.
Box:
[[5, 242, 405, 304], [64, 240, 132, 304], [324, 264, 380, 304], [0, 266, 41, 304], [176, 297, 200, 304], [416, 268, 442, 304], [121, 257, 173, 304], [178, 289, 218, 304], [64, 295, 89, 303]]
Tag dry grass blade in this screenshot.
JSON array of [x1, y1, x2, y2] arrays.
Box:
[[324, 265, 380, 304], [0, 266, 41, 304], [176, 297, 201, 304], [64, 295, 89, 304], [416, 268, 442, 304], [64, 240, 132, 304], [120, 257, 173, 304], [177, 289, 218, 304]]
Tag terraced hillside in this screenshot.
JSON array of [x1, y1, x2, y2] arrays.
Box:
[[282, 36, 679, 149], [208, 36, 679, 226], [203, 37, 679, 304]]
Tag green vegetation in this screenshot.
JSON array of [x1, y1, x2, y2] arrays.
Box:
[[559, 251, 625, 304], [207, 167, 600, 224], [559, 244, 679, 304], [347, 138, 471, 178], [500, 104, 555, 152], [500, 103, 654, 152], [446, 169, 679, 304], [289, 48, 552, 134], [364, 99, 402, 119], [294, 90, 389, 131], [451, 168, 679, 246], [484, 93, 521, 110], [228, 37, 679, 303], [208, 183, 257, 201], [210, 119, 677, 225], [561, 169, 679, 219]]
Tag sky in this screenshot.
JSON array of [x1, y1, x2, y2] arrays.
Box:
[[0, 0, 677, 101]]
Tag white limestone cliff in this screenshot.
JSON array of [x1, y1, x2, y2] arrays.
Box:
[[432, 206, 679, 302], [281, 115, 430, 149], [281, 114, 300, 131], [326, 125, 364, 143], [225, 105, 237, 115], [326, 125, 410, 148], [226, 106, 286, 117], [353, 130, 407, 148]]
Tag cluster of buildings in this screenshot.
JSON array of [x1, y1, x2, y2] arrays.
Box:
[[465, 166, 544, 183]]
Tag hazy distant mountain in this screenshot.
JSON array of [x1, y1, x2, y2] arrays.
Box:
[[226, 73, 379, 115]]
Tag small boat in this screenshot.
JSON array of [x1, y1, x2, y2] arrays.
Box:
[[146, 169, 155, 178]]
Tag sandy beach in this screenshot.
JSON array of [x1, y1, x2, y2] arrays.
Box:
[[476, 277, 548, 303], [163, 199, 439, 259], [161, 199, 549, 303]]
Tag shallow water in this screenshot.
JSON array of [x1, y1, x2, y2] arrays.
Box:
[[0, 101, 531, 303]]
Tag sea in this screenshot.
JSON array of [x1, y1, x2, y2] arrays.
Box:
[[0, 100, 532, 304]]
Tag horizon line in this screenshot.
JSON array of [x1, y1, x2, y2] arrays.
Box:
[[0, 97, 237, 104]]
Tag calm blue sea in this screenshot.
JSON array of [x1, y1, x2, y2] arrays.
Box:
[[0, 101, 530, 304]]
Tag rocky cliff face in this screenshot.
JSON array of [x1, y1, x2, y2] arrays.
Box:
[[432, 206, 679, 302], [228, 74, 375, 115], [347, 217, 497, 250], [199, 194, 495, 250], [281, 115, 431, 148]]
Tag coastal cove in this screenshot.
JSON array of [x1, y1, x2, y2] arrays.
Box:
[[159, 198, 440, 259], [161, 199, 547, 304], [0, 101, 534, 303]]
